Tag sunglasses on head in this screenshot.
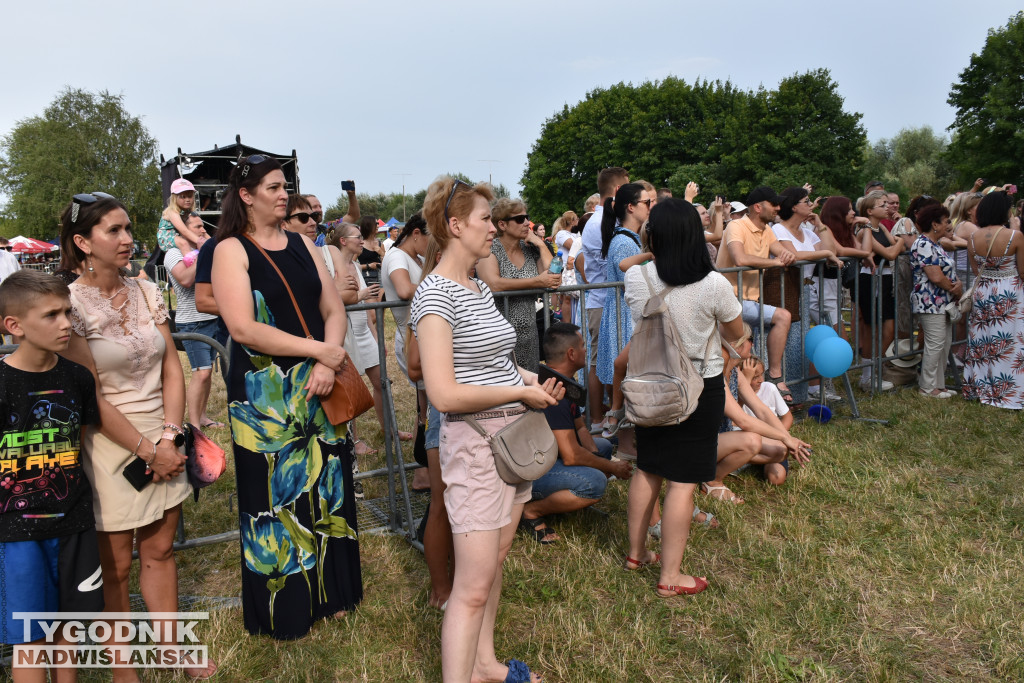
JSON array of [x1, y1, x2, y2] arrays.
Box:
[[70, 191, 116, 223], [286, 211, 321, 224], [238, 154, 269, 179], [444, 179, 472, 223], [505, 214, 530, 224]]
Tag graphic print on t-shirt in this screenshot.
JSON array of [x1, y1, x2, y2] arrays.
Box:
[[0, 358, 99, 542], [1, 393, 81, 514]]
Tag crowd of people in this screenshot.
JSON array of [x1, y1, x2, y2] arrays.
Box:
[[0, 155, 1020, 682]]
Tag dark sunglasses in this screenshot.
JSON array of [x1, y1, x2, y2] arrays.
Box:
[[286, 212, 319, 224], [71, 191, 116, 223], [239, 154, 269, 179], [505, 214, 529, 224], [0, 246, 10, 251], [634, 199, 653, 208], [444, 179, 471, 223]]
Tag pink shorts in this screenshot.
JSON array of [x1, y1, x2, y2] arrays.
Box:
[[440, 413, 532, 534]]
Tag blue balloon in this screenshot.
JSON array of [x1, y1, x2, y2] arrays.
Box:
[[804, 325, 838, 359], [813, 337, 854, 378]]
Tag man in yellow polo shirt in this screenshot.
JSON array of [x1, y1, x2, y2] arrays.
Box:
[[716, 186, 796, 401]]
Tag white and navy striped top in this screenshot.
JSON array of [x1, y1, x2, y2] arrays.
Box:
[[411, 274, 523, 390]]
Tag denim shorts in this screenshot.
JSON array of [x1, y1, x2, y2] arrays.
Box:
[[425, 402, 441, 451], [530, 437, 613, 501], [178, 318, 226, 370]]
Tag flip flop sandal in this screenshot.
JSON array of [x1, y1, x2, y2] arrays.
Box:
[[199, 420, 226, 429], [504, 658, 540, 683], [519, 516, 558, 544], [766, 374, 795, 405]]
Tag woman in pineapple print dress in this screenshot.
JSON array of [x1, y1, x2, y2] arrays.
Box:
[[963, 191, 1024, 409], [212, 155, 362, 639]]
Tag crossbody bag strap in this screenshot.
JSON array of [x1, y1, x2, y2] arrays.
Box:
[[243, 233, 313, 340], [461, 415, 491, 442], [640, 265, 714, 371]]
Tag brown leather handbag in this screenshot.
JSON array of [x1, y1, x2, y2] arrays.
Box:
[[245, 234, 374, 426]]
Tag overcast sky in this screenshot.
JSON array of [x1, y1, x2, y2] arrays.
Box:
[[2, 1, 1018, 212]]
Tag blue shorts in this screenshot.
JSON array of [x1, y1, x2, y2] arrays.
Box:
[[1, 528, 104, 645], [425, 402, 441, 451], [178, 318, 227, 370], [530, 438, 613, 501]]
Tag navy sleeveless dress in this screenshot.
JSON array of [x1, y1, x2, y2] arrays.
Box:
[[227, 231, 362, 639]]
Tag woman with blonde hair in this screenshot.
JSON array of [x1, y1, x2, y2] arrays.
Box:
[[412, 177, 562, 682], [477, 197, 559, 372]]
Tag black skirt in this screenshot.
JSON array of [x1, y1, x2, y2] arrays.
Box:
[[635, 374, 725, 484]]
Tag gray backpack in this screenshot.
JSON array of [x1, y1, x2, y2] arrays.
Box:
[[622, 267, 714, 427]]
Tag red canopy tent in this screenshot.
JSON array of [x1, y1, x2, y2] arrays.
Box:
[[9, 236, 59, 254]]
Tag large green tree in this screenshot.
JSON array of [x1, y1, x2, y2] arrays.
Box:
[[947, 11, 1024, 185], [521, 70, 866, 218], [325, 175, 509, 224], [860, 126, 959, 199], [0, 88, 161, 242]]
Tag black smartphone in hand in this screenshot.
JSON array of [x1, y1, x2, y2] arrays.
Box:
[[122, 457, 153, 491]]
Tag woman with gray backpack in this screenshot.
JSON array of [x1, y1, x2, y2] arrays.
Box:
[[621, 199, 745, 598]]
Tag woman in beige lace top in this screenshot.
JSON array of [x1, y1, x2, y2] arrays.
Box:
[[60, 193, 214, 680]]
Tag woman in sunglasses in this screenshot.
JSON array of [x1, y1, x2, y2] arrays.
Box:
[[595, 182, 652, 436], [212, 156, 362, 639], [60, 191, 217, 679], [477, 198, 560, 372], [412, 176, 561, 683]]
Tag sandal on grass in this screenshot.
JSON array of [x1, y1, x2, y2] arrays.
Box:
[[519, 516, 558, 544], [504, 658, 540, 683], [692, 505, 718, 528], [766, 373, 795, 405], [623, 552, 661, 571], [700, 482, 744, 504], [601, 408, 627, 438], [656, 576, 709, 598], [199, 419, 225, 429]]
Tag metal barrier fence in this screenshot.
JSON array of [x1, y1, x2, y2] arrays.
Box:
[[0, 253, 954, 553]]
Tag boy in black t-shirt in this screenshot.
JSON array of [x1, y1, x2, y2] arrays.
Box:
[[0, 270, 102, 679]]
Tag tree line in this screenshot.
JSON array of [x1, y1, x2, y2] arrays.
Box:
[[2, 11, 1021, 239]]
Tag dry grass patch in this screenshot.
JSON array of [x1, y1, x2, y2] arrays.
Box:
[[25, 329, 1024, 681]]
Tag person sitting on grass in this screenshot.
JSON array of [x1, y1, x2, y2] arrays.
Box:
[[736, 357, 794, 485], [0, 270, 103, 683], [520, 323, 634, 544], [702, 323, 812, 504]]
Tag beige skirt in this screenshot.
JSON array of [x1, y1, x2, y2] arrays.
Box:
[[83, 411, 191, 532]]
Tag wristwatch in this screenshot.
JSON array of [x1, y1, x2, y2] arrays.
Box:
[[161, 431, 185, 448]]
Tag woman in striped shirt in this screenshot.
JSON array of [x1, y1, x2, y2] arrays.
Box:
[[412, 177, 561, 683]]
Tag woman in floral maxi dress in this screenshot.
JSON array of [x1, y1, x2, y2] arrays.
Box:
[[962, 192, 1024, 409], [212, 156, 362, 639]]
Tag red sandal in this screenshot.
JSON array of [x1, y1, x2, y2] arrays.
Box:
[[623, 553, 661, 571], [656, 576, 709, 597]]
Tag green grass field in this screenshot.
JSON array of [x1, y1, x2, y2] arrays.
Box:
[[20, 321, 1024, 682]]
